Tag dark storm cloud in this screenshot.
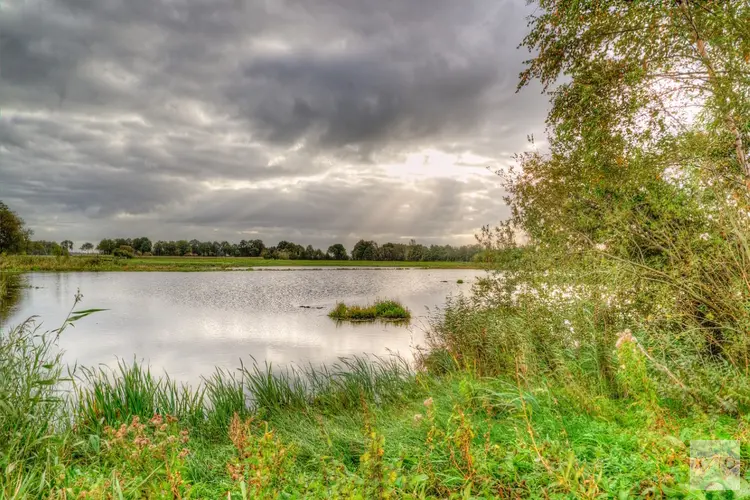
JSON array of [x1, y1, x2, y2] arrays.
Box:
[[235, 48, 499, 153], [0, 0, 547, 245]]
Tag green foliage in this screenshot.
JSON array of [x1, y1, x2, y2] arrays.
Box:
[[112, 245, 135, 259], [0, 319, 66, 477], [327, 243, 349, 260], [10, 4, 750, 496], [3, 304, 750, 498], [329, 300, 411, 321], [241, 355, 419, 416], [75, 360, 205, 434], [53, 414, 192, 498], [0, 201, 32, 254], [351, 239, 379, 261]]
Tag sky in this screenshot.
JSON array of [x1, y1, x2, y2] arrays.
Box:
[[0, 0, 549, 248]]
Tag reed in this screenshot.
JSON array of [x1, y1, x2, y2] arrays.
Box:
[[328, 299, 411, 321]]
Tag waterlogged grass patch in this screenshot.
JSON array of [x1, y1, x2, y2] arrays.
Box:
[[328, 299, 411, 322]]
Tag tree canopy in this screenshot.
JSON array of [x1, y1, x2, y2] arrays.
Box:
[[0, 201, 31, 254]]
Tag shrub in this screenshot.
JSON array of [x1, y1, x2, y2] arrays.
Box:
[[113, 245, 135, 259]]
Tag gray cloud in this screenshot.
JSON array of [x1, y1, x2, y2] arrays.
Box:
[[0, 0, 546, 247]]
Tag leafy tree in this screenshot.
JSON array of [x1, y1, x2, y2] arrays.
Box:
[[489, 0, 750, 365], [238, 240, 250, 257], [327, 244, 348, 260], [351, 240, 378, 261], [263, 246, 278, 259], [80, 242, 94, 253], [220, 241, 235, 257], [114, 238, 132, 249], [60, 240, 74, 252], [175, 240, 190, 256], [189, 239, 201, 255], [248, 239, 265, 257], [97, 239, 116, 255], [276, 241, 304, 259], [132, 237, 152, 254], [405, 240, 427, 262], [0, 201, 31, 254], [511, 0, 750, 253]]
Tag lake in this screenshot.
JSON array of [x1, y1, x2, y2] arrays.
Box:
[[3, 269, 477, 384]]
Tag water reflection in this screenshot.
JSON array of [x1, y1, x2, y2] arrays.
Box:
[[0, 272, 25, 324], [6, 270, 476, 384]]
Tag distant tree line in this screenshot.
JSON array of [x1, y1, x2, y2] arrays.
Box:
[[0, 201, 484, 262], [92, 237, 484, 262]]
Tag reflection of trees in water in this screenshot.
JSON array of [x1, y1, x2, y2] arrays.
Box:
[[0, 273, 25, 324]]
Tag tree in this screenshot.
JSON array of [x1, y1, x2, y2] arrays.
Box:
[[277, 240, 304, 259], [406, 240, 426, 261], [132, 237, 152, 254], [327, 243, 348, 260], [493, 0, 750, 365], [189, 239, 201, 255], [80, 242, 94, 253], [97, 239, 116, 255], [248, 239, 265, 257], [351, 240, 378, 261], [220, 241, 234, 257], [60, 240, 74, 252], [176, 240, 191, 256], [512, 0, 750, 252], [0, 201, 31, 254]]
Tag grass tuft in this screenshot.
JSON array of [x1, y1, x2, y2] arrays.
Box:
[[328, 299, 411, 321]]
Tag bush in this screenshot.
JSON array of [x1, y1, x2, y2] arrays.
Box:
[[113, 245, 135, 259]]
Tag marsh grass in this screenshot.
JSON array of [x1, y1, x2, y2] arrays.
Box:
[[242, 355, 419, 415], [0, 296, 103, 496], [329, 299, 411, 321], [72, 354, 418, 438], [75, 360, 206, 433]]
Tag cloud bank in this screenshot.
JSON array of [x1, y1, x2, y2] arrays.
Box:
[[0, 0, 547, 247]]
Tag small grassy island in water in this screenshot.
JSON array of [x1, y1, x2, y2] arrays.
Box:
[[328, 299, 411, 321]]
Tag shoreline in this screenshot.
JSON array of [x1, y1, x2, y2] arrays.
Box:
[[0, 255, 487, 273]]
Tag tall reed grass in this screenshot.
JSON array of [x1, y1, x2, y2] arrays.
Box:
[[73, 354, 419, 436]]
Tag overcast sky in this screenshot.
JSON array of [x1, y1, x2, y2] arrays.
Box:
[[0, 0, 548, 248]]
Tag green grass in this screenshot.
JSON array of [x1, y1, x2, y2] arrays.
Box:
[[0, 314, 738, 498], [0, 254, 482, 272], [329, 299, 411, 321], [3, 294, 748, 497]]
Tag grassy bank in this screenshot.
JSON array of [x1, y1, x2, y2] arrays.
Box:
[[329, 299, 411, 321], [0, 255, 482, 273], [2, 294, 746, 498]]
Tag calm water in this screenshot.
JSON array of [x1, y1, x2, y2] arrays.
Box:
[[4, 270, 476, 383]]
